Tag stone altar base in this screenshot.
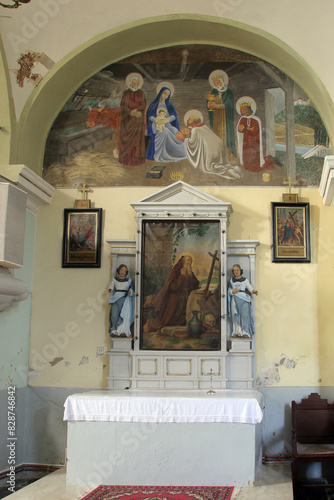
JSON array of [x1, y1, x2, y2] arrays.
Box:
[[66, 420, 262, 487], [64, 390, 263, 487]]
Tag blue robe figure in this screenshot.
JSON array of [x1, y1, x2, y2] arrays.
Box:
[[108, 265, 134, 337], [227, 264, 258, 338], [146, 87, 186, 161]]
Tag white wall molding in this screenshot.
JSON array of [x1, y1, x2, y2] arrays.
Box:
[[0, 164, 55, 215]]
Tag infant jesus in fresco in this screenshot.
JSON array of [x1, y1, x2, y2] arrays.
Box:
[[154, 107, 170, 133]]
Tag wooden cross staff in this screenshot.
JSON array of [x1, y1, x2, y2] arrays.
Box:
[[204, 250, 219, 300]]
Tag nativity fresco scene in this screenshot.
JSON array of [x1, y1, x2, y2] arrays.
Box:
[[43, 45, 330, 188]]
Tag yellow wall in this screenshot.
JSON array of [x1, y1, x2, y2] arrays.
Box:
[[1, 2, 334, 467], [0, 5, 332, 391], [28, 186, 334, 388]]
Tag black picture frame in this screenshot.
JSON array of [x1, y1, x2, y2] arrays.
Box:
[[271, 202, 310, 263], [62, 208, 102, 268]]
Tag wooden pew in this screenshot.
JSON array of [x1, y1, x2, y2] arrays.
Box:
[[292, 393, 334, 492]]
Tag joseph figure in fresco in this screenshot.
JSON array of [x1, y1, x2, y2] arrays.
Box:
[[118, 72, 146, 166], [143, 255, 200, 333]]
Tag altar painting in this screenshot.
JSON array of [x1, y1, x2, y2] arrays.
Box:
[[141, 220, 221, 351], [42, 45, 330, 189]]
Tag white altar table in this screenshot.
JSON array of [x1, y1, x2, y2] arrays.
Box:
[[64, 389, 264, 487]]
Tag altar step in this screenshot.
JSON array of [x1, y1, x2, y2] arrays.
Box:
[[3, 463, 293, 499]]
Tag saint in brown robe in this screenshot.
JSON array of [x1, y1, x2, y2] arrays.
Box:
[[145, 256, 200, 332], [118, 88, 146, 166]]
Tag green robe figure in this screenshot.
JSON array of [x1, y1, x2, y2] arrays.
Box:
[[207, 70, 237, 162]]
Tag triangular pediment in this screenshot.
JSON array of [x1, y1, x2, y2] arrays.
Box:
[[131, 182, 232, 218]]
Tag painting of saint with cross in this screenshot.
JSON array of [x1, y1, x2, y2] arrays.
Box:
[[271, 201, 310, 263], [141, 220, 221, 350]]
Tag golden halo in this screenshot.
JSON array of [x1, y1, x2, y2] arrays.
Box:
[[125, 72, 143, 89], [184, 109, 203, 126], [156, 81, 175, 97], [176, 252, 196, 266], [236, 96, 257, 116], [208, 69, 229, 89]]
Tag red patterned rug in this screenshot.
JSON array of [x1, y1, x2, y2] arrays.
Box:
[[81, 485, 234, 500]]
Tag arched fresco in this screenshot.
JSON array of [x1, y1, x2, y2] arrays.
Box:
[[42, 45, 330, 188]]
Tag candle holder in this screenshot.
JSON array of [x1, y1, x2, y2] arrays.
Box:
[[206, 368, 217, 395]]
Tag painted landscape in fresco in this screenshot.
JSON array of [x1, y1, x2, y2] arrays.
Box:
[[43, 45, 330, 188]]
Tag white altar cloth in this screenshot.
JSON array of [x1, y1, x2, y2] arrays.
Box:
[[63, 389, 263, 424], [64, 390, 264, 486]]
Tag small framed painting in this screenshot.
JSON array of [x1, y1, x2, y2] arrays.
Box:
[[62, 208, 102, 268], [271, 202, 310, 263]]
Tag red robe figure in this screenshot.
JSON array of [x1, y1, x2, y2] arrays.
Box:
[[236, 96, 276, 173], [118, 73, 146, 166]]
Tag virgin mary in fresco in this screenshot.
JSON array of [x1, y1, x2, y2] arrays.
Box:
[[146, 82, 186, 162]]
